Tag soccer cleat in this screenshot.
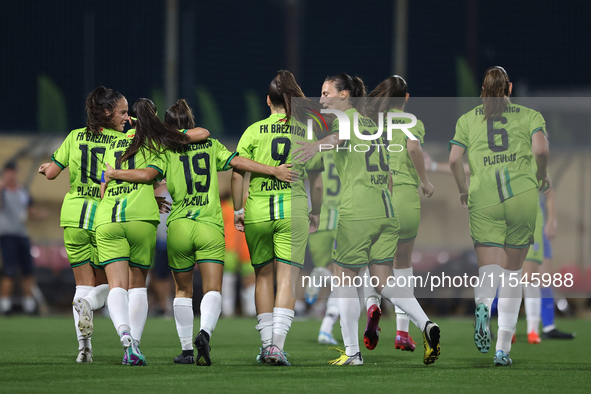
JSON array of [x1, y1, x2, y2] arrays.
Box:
[[194, 330, 212, 366], [422, 321, 440, 365], [363, 305, 381, 350], [318, 331, 338, 345], [394, 332, 416, 351], [256, 345, 273, 364], [527, 331, 541, 344], [121, 334, 147, 366], [73, 297, 93, 338], [76, 347, 93, 363], [265, 345, 291, 366], [542, 328, 576, 339], [174, 350, 195, 364], [328, 347, 363, 365], [493, 350, 512, 366], [474, 303, 491, 353]]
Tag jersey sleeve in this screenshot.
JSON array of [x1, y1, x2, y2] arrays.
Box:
[[51, 131, 73, 169], [237, 128, 255, 161], [213, 139, 238, 172], [407, 120, 425, 146], [146, 152, 166, 182], [530, 111, 546, 137], [305, 132, 324, 173], [449, 115, 469, 152]]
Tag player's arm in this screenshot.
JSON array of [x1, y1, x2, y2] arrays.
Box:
[[532, 130, 551, 194], [231, 169, 246, 232], [544, 188, 558, 240], [424, 151, 469, 174], [449, 144, 469, 208], [185, 127, 210, 143], [104, 163, 160, 184], [229, 156, 297, 183], [308, 171, 323, 234], [407, 139, 434, 197], [293, 132, 344, 163], [38, 162, 62, 180]]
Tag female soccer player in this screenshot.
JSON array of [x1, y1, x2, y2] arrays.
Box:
[[232, 70, 324, 366], [448, 66, 551, 366], [104, 98, 296, 366], [362, 75, 435, 352], [293, 73, 440, 366], [38, 86, 127, 363]]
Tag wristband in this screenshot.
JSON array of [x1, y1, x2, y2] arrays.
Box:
[[234, 208, 244, 215], [431, 161, 438, 172]]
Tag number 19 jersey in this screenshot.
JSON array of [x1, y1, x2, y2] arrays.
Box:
[[450, 103, 545, 210], [51, 127, 121, 230]]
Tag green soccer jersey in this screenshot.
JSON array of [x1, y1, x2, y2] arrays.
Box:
[[161, 138, 237, 232], [237, 113, 324, 224], [449, 103, 545, 210], [51, 127, 121, 230], [317, 151, 341, 231], [387, 108, 426, 188], [95, 131, 163, 227], [333, 108, 395, 221]]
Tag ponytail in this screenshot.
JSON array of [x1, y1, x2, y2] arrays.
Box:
[[325, 73, 367, 114], [268, 70, 305, 128], [165, 99, 196, 130], [481, 66, 511, 120], [85, 86, 125, 135]]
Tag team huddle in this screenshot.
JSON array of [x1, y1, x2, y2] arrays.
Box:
[[38, 66, 556, 368]]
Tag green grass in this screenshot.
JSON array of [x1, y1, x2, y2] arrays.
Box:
[[0, 316, 589, 393]]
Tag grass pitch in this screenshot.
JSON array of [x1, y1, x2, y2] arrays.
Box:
[[0, 315, 589, 393]]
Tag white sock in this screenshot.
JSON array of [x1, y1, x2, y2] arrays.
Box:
[[240, 284, 257, 317], [381, 284, 428, 331], [336, 285, 361, 357], [108, 287, 130, 337], [524, 282, 541, 335], [22, 296, 36, 314], [73, 286, 93, 348], [173, 297, 194, 351], [364, 284, 381, 311], [272, 307, 295, 350], [0, 297, 11, 313], [393, 268, 414, 332], [85, 284, 110, 310], [320, 292, 339, 335], [200, 291, 222, 337], [221, 273, 237, 317], [474, 264, 503, 313], [496, 268, 523, 353], [256, 313, 273, 348], [128, 288, 148, 342]]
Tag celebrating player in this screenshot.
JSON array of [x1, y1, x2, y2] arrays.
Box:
[[294, 73, 440, 366], [232, 70, 324, 366], [448, 66, 551, 366], [38, 87, 126, 363]]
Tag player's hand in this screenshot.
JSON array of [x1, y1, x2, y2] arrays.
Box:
[[308, 212, 320, 234], [104, 163, 115, 184], [293, 141, 318, 163], [544, 221, 558, 241], [156, 196, 171, 214], [234, 212, 245, 232], [38, 162, 51, 176], [421, 181, 434, 198], [537, 172, 552, 195], [459, 192, 468, 209], [273, 164, 299, 183]]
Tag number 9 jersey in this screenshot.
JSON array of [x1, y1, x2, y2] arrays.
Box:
[[51, 127, 121, 230], [450, 103, 546, 211]]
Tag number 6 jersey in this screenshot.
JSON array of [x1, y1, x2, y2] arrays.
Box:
[[51, 127, 121, 230], [450, 103, 546, 210]]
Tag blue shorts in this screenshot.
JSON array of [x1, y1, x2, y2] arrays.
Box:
[[0, 235, 34, 277]]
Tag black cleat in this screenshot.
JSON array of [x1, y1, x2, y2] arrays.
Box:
[[194, 330, 212, 366], [174, 350, 195, 364], [542, 328, 576, 340], [422, 321, 441, 365]]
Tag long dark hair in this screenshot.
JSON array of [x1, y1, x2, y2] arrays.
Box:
[[325, 73, 367, 114], [367, 75, 408, 120], [85, 86, 125, 136], [268, 70, 306, 127], [165, 99, 196, 130], [119, 98, 190, 163], [481, 66, 511, 120]]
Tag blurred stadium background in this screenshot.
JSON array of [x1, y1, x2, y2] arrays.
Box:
[[0, 0, 590, 316]]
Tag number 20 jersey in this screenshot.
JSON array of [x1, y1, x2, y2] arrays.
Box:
[[450, 103, 546, 211], [237, 113, 324, 224], [51, 127, 121, 230]]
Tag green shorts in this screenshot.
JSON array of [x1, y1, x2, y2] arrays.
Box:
[[63, 227, 101, 269], [96, 221, 157, 269], [525, 203, 544, 264], [244, 218, 308, 269], [308, 230, 337, 268], [333, 217, 399, 269], [469, 188, 538, 249], [167, 219, 225, 272], [391, 185, 420, 242]]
